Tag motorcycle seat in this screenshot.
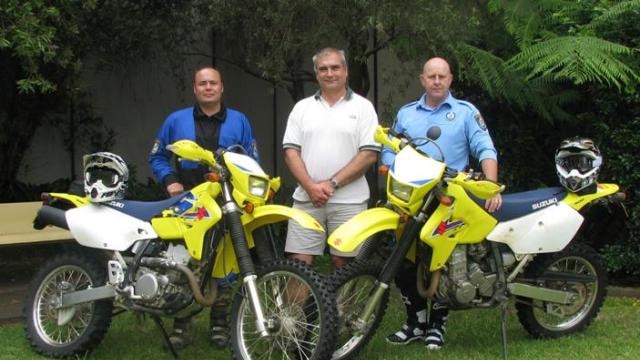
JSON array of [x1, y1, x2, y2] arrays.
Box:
[[474, 187, 567, 222], [105, 192, 189, 221]]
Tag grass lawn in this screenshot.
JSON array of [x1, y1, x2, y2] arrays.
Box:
[[1, 294, 638, 360]]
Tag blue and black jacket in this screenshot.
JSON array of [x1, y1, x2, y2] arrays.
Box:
[[149, 104, 259, 189]]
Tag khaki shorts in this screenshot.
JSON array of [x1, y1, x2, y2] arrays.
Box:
[[285, 200, 367, 257]]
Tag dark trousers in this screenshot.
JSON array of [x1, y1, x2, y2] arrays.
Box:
[[394, 259, 448, 326]]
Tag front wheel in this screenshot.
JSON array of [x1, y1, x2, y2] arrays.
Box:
[[329, 260, 388, 360], [230, 258, 337, 360], [515, 242, 607, 338], [23, 251, 113, 357]]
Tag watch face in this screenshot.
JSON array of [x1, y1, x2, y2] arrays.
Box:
[[330, 179, 339, 189]]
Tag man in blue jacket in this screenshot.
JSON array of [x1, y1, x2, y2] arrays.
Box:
[[149, 65, 259, 350], [150, 66, 259, 195]]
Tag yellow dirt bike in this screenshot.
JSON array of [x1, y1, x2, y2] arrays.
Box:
[[25, 140, 336, 360], [328, 126, 626, 360]]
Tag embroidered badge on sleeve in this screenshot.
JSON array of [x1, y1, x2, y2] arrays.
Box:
[[474, 113, 487, 131], [150, 139, 161, 154]]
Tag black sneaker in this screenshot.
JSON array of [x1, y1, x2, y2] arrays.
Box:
[[386, 323, 426, 345]]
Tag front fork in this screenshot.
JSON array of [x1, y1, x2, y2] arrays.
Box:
[[221, 182, 269, 337], [355, 194, 436, 328]]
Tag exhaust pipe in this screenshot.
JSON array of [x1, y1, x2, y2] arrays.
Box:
[[33, 205, 69, 230], [417, 266, 441, 299]]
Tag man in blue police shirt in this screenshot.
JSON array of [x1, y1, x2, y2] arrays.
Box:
[[149, 65, 259, 350], [382, 57, 502, 350]]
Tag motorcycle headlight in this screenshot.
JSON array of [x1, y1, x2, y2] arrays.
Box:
[[248, 176, 269, 198], [390, 177, 414, 202]]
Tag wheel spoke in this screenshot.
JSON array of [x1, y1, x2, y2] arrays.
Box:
[[33, 265, 96, 346], [530, 254, 600, 331], [234, 262, 331, 360]]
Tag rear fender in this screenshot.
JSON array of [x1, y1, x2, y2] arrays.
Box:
[[47, 192, 91, 207], [562, 183, 619, 211], [33, 193, 89, 230], [328, 208, 400, 253]]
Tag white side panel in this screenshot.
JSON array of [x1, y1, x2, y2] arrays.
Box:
[[392, 147, 445, 184], [487, 202, 584, 254], [66, 205, 158, 251]]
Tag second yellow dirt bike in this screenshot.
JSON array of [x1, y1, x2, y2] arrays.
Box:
[[328, 126, 626, 360], [24, 140, 336, 360]]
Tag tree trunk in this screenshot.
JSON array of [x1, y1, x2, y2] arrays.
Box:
[[348, 59, 370, 97]]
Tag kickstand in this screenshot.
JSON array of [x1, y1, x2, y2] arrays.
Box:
[[499, 302, 508, 360], [152, 315, 179, 359]]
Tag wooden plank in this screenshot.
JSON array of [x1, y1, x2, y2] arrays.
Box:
[[0, 202, 72, 246]]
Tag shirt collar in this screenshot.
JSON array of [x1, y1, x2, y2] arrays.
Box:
[[314, 87, 354, 102], [416, 92, 454, 112], [193, 104, 226, 122]]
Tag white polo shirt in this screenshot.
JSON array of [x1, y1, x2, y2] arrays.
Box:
[[283, 89, 380, 203]]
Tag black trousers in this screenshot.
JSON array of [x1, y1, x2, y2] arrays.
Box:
[[394, 259, 448, 326]]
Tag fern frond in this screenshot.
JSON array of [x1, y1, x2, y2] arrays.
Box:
[[507, 36, 639, 90], [487, 0, 576, 48], [586, 0, 640, 29], [455, 43, 572, 123]]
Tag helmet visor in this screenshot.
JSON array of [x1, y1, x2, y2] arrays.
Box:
[[86, 167, 120, 187], [557, 154, 594, 174]]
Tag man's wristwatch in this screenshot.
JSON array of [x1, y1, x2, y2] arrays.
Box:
[[330, 178, 340, 190]]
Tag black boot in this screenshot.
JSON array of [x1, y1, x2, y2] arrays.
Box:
[[169, 317, 193, 350], [425, 302, 449, 350], [210, 286, 231, 349]]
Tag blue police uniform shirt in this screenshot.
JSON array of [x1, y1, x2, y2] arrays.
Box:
[[381, 92, 497, 171]]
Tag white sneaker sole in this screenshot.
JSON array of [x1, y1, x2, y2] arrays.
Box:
[[385, 336, 425, 346]]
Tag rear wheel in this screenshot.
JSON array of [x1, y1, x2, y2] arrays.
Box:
[[230, 258, 337, 360], [23, 251, 113, 357], [329, 260, 388, 360], [516, 243, 607, 338]]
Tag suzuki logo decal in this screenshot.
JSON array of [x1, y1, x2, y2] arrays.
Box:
[[532, 197, 558, 210]]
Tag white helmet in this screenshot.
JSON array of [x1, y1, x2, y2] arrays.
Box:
[[555, 137, 602, 193], [83, 152, 129, 202]]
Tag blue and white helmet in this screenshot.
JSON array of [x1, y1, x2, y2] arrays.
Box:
[[83, 152, 129, 202], [555, 137, 602, 192]]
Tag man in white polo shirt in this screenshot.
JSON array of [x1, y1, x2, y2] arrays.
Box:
[[282, 47, 380, 269]]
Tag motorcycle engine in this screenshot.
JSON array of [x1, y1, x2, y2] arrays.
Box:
[[132, 243, 194, 311], [436, 244, 497, 306]]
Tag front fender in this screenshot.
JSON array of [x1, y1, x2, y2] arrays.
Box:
[[328, 208, 400, 253], [242, 204, 325, 234]]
